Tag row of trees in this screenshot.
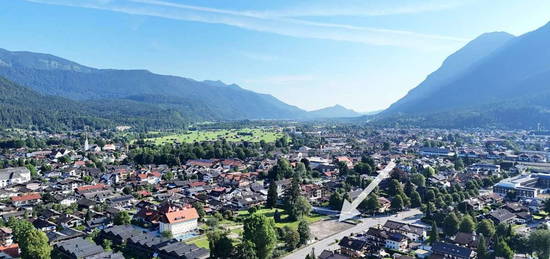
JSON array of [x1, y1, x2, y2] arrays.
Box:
[[126, 140, 270, 166]]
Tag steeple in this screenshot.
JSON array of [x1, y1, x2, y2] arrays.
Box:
[[84, 126, 90, 151]]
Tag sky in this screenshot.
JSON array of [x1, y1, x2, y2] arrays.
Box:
[[1, 0, 550, 112]]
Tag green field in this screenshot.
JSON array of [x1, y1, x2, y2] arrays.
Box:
[[145, 128, 284, 145], [186, 208, 328, 250]]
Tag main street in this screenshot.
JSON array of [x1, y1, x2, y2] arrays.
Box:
[[283, 209, 422, 259]]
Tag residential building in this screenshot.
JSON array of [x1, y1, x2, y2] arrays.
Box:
[[0, 167, 31, 187]]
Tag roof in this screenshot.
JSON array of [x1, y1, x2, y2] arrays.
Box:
[[162, 207, 199, 224], [102, 225, 206, 258], [338, 236, 368, 251], [319, 250, 351, 259], [0, 227, 12, 234], [11, 192, 41, 202], [55, 237, 104, 258], [489, 209, 516, 222], [383, 220, 425, 236], [76, 184, 107, 192], [432, 241, 473, 258], [0, 243, 19, 258], [453, 232, 478, 247]]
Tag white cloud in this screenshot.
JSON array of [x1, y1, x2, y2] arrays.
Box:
[[23, 0, 467, 49], [242, 0, 469, 18]]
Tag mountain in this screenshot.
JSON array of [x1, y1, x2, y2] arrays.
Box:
[[0, 48, 308, 120], [0, 76, 187, 131], [309, 105, 362, 118], [385, 31, 515, 113], [380, 21, 550, 129]]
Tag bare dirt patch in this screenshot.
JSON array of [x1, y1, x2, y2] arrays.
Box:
[[309, 219, 355, 240]]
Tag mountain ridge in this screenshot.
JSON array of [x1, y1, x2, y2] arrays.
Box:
[[0, 48, 309, 121], [378, 21, 550, 129], [309, 104, 362, 118]]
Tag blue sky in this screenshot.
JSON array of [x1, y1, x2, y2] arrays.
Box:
[[1, 0, 550, 112]]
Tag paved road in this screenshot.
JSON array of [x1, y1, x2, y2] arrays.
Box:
[[283, 209, 422, 259]]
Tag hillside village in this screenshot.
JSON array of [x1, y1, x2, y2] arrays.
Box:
[[0, 125, 548, 259]]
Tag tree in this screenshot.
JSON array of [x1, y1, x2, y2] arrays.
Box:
[[284, 178, 311, 221], [423, 166, 435, 178], [295, 162, 308, 179], [162, 171, 175, 181], [25, 164, 39, 178], [329, 191, 344, 210], [429, 221, 439, 244], [410, 191, 422, 208], [496, 223, 513, 240], [477, 234, 488, 259], [114, 211, 131, 225], [24, 229, 52, 259], [236, 240, 258, 259], [293, 196, 312, 220], [297, 220, 311, 246], [459, 215, 476, 233], [391, 195, 404, 211], [284, 226, 300, 250], [269, 158, 293, 180], [494, 239, 514, 259], [477, 219, 495, 238], [266, 181, 278, 209], [102, 239, 113, 251], [193, 202, 206, 221], [354, 162, 372, 175], [82, 175, 93, 184], [388, 179, 403, 196], [454, 158, 465, 170], [208, 230, 234, 259], [442, 212, 460, 237], [425, 189, 436, 203], [364, 194, 380, 214], [243, 214, 277, 259], [411, 174, 426, 187], [528, 229, 550, 259], [8, 218, 51, 259]]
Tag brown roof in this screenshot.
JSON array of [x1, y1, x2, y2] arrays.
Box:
[[76, 184, 107, 192], [162, 207, 199, 224], [11, 193, 41, 202]]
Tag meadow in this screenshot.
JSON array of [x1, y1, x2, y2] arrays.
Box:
[[145, 128, 284, 145]]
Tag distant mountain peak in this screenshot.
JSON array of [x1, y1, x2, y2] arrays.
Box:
[[379, 21, 550, 129], [384, 29, 515, 114], [202, 80, 242, 89], [309, 104, 361, 118]]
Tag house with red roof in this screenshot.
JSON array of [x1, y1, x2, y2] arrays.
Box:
[[158, 204, 199, 239], [11, 193, 42, 207], [76, 184, 108, 194]]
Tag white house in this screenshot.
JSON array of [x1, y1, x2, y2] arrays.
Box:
[[159, 206, 199, 239], [0, 167, 31, 187]]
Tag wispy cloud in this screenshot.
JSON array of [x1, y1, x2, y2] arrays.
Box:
[[242, 0, 468, 18], [23, 0, 468, 49]]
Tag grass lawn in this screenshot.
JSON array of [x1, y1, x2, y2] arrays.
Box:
[[237, 208, 328, 230], [185, 235, 209, 249], [144, 128, 284, 145]]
